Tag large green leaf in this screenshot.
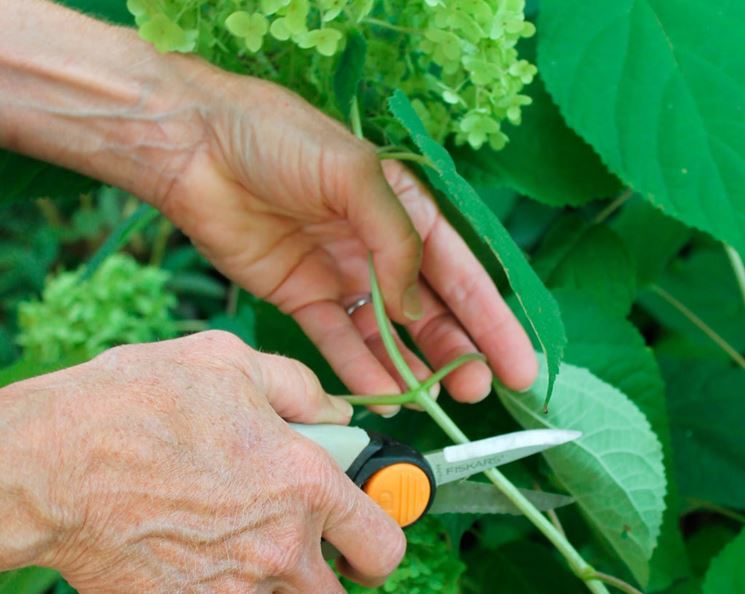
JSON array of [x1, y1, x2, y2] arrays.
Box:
[[702, 529, 745, 594], [538, 0, 745, 256], [544, 225, 636, 316], [639, 248, 745, 355], [554, 289, 689, 590], [455, 41, 620, 207], [57, 0, 135, 24], [389, 90, 566, 403], [497, 358, 666, 587], [0, 151, 97, 207], [663, 359, 745, 509], [0, 567, 59, 594], [333, 29, 366, 121], [612, 196, 692, 287]]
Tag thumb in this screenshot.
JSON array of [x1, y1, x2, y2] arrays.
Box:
[[255, 352, 353, 424]]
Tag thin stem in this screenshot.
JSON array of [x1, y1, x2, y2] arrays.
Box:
[[150, 218, 173, 267], [369, 255, 421, 390], [593, 188, 633, 224], [724, 244, 745, 305], [363, 17, 421, 34], [587, 572, 643, 594], [175, 320, 210, 332], [420, 353, 487, 392], [650, 284, 745, 369], [350, 96, 363, 139], [226, 282, 240, 316], [377, 151, 439, 170], [689, 499, 745, 524], [342, 393, 415, 406], [414, 390, 607, 594], [364, 257, 610, 593]]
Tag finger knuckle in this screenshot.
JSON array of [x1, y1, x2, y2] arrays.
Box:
[[192, 329, 249, 353]]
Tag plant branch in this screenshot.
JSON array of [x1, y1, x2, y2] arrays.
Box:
[[593, 188, 633, 224], [363, 17, 421, 34], [377, 150, 439, 170], [724, 244, 745, 305], [364, 259, 609, 594], [586, 572, 643, 594], [650, 284, 745, 369], [689, 498, 745, 524]]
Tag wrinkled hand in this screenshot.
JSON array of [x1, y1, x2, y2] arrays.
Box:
[[11, 332, 404, 592], [156, 72, 537, 409]]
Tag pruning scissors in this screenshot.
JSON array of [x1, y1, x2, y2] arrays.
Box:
[[292, 424, 580, 527]]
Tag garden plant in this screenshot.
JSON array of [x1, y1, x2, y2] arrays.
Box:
[[1, 0, 745, 593]]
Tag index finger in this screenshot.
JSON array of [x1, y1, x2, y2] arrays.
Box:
[[323, 477, 406, 587]]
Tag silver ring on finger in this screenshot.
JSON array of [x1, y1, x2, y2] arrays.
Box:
[[345, 293, 373, 316]]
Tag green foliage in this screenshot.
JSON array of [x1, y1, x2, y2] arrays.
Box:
[[702, 529, 745, 594], [127, 0, 536, 150], [497, 358, 666, 587], [0, 567, 59, 594], [664, 359, 745, 509], [537, 0, 745, 256], [341, 517, 465, 593], [389, 89, 566, 404], [17, 253, 177, 363]]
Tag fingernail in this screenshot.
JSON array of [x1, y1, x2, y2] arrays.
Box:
[[403, 285, 423, 321], [331, 397, 354, 420], [381, 405, 401, 418]]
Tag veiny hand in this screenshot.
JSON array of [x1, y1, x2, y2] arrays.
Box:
[[0, 1, 537, 411], [153, 72, 538, 410], [1, 332, 404, 592]]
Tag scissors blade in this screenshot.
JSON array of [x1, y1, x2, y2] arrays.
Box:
[[424, 429, 581, 486], [429, 481, 574, 515]]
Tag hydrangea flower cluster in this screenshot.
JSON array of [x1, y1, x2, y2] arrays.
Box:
[[17, 254, 177, 364], [128, 0, 535, 150]]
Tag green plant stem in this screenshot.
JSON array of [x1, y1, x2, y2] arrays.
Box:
[[725, 244, 745, 305], [369, 255, 421, 390], [226, 282, 240, 316], [362, 259, 609, 594], [175, 319, 210, 332], [416, 390, 607, 594], [650, 284, 745, 369], [377, 151, 438, 170], [340, 353, 485, 406], [586, 572, 643, 594], [350, 96, 363, 139], [593, 188, 633, 223], [150, 218, 173, 267], [689, 499, 745, 524], [363, 17, 421, 34]]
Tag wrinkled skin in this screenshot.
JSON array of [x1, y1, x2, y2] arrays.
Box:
[[4, 332, 404, 593]]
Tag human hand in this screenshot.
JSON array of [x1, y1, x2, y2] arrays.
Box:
[[153, 71, 538, 409], [0, 332, 405, 592], [0, 1, 537, 409]]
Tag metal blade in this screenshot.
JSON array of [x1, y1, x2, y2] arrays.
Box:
[[429, 481, 574, 515], [424, 429, 581, 486]]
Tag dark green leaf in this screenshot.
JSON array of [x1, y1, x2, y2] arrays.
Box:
[[639, 248, 745, 355], [664, 359, 745, 509], [702, 529, 745, 594], [0, 150, 97, 207], [388, 90, 566, 403], [546, 225, 636, 316], [209, 303, 257, 347], [455, 41, 620, 208], [0, 567, 59, 594], [538, 0, 745, 255], [462, 541, 584, 594], [686, 523, 739, 579], [81, 203, 159, 281], [612, 196, 692, 287], [56, 0, 135, 24], [333, 30, 366, 121]]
